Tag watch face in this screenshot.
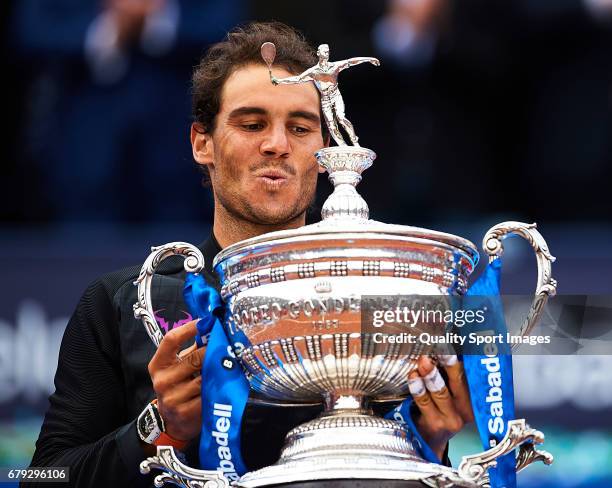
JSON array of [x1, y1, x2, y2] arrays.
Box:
[[140, 412, 154, 435], [138, 406, 159, 442]]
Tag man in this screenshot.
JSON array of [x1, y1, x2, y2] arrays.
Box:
[[27, 21, 471, 487]]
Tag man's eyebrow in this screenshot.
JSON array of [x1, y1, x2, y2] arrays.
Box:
[[227, 106, 268, 118], [227, 107, 321, 125], [288, 110, 321, 124]]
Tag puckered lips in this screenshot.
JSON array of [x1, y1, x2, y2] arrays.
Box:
[[254, 167, 291, 190]]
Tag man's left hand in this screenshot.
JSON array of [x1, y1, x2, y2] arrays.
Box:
[[409, 355, 474, 460]]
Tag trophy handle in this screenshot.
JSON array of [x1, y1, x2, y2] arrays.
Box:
[[457, 419, 553, 487], [482, 221, 557, 349], [133, 242, 205, 348], [422, 419, 552, 487], [140, 446, 230, 487]]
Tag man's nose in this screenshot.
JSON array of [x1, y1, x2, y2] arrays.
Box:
[[260, 125, 291, 157]]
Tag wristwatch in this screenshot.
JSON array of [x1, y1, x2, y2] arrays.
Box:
[[137, 399, 189, 450]]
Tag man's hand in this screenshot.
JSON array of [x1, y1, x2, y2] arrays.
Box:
[[148, 320, 204, 441], [409, 355, 474, 460], [370, 58, 381, 66]]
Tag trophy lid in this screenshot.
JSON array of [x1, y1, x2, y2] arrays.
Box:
[[214, 217, 479, 269]]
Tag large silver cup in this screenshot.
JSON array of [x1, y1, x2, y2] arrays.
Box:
[[134, 145, 556, 487]]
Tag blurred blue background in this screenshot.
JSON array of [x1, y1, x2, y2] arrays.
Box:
[[2, 0, 612, 486]]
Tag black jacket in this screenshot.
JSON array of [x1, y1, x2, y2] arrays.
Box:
[[25, 235, 323, 487]]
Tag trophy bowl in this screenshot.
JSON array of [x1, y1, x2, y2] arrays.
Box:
[[214, 220, 478, 404]]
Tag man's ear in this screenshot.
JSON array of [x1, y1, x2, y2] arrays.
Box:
[[191, 122, 214, 168]]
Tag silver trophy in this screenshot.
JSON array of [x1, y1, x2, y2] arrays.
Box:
[[133, 43, 556, 487]]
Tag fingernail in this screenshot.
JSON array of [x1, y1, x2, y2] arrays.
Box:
[[408, 376, 426, 397], [424, 367, 446, 393]]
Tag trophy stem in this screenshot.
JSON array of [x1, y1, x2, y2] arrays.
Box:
[[322, 393, 372, 416], [316, 146, 376, 221]]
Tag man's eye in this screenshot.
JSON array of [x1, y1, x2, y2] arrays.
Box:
[[242, 123, 264, 131], [291, 126, 310, 135]]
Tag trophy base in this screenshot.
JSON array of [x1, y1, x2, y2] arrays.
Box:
[[254, 479, 430, 487], [235, 414, 479, 488], [140, 420, 552, 488], [235, 455, 477, 488]]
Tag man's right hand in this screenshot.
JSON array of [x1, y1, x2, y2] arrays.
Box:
[[147, 320, 204, 442]]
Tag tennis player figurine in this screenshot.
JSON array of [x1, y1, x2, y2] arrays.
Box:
[[261, 42, 380, 147]]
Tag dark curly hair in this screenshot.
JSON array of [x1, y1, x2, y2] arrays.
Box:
[[191, 22, 328, 184]]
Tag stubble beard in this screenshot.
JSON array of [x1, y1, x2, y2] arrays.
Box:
[[215, 169, 318, 228]]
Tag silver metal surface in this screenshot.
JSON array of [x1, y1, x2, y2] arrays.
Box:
[[216, 230, 475, 402], [317, 146, 375, 220], [457, 419, 552, 485], [140, 446, 229, 487], [265, 42, 379, 146], [482, 222, 557, 350], [133, 242, 204, 347], [136, 419, 551, 488], [236, 418, 550, 487]]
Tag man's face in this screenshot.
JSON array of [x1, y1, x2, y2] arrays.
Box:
[[193, 63, 325, 226]]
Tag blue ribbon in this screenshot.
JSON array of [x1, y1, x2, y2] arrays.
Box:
[[383, 258, 517, 488], [463, 258, 516, 488], [385, 398, 442, 464], [184, 273, 249, 481]]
